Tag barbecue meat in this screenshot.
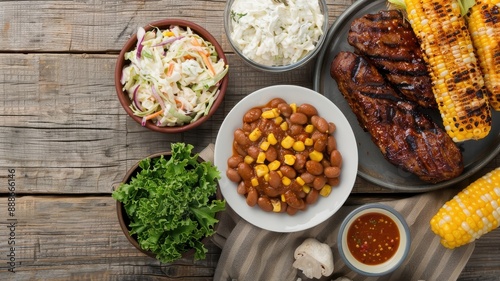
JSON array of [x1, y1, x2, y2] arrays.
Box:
[[348, 10, 437, 109], [330, 51, 463, 183]]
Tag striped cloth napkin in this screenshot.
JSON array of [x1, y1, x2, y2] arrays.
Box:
[[200, 145, 475, 281]]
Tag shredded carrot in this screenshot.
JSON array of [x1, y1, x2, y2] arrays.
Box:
[[144, 109, 164, 121], [167, 62, 175, 76], [191, 38, 215, 76], [174, 99, 184, 110]]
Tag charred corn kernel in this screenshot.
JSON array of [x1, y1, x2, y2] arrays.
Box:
[[292, 141, 305, 152], [262, 109, 279, 119], [309, 150, 324, 162], [305, 124, 314, 133], [281, 136, 295, 149], [255, 164, 269, 177], [282, 176, 291, 186], [268, 160, 281, 171], [267, 133, 278, 145], [430, 167, 500, 249], [244, 155, 254, 164], [274, 116, 284, 125], [271, 199, 281, 212], [466, 0, 500, 111], [281, 194, 286, 202], [260, 141, 270, 151], [256, 152, 266, 163], [251, 177, 259, 187], [394, 0, 492, 141], [264, 173, 270, 182], [304, 138, 313, 146], [280, 121, 289, 131], [163, 31, 175, 36], [302, 185, 311, 194], [284, 154, 296, 165], [249, 128, 262, 142], [320, 185, 332, 197], [296, 176, 305, 186], [290, 103, 297, 113]]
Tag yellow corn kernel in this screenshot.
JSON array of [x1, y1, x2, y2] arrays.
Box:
[[320, 185, 332, 197], [284, 154, 296, 166], [251, 177, 259, 187], [280, 121, 288, 131], [268, 160, 281, 171], [277, 171, 283, 177], [290, 103, 297, 113], [271, 199, 281, 212], [282, 176, 291, 186], [281, 194, 286, 202], [264, 173, 270, 182], [309, 150, 324, 162], [274, 116, 283, 125], [267, 133, 278, 145], [305, 124, 314, 133], [260, 141, 270, 151], [296, 176, 305, 186], [261, 109, 278, 119], [292, 141, 305, 152], [244, 155, 254, 164], [302, 185, 311, 194], [281, 136, 295, 149], [256, 152, 266, 163], [304, 138, 313, 146], [249, 128, 262, 142], [255, 164, 269, 177], [430, 167, 500, 249]]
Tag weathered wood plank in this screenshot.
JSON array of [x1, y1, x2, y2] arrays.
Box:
[[0, 0, 355, 53], [0, 196, 498, 280]]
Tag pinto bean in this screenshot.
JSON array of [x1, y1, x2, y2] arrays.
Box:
[[306, 189, 319, 204], [328, 122, 336, 134], [284, 190, 305, 210], [327, 177, 340, 187], [300, 172, 315, 184], [246, 188, 258, 206], [306, 160, 323, 176], [263, 185, 280, 197], [324, 166, 341, 178], [237, 162, 254, 180], [247, 145, 260, 159], [314, 138, 327, 152], [286, 205, 299, 216], [311, 115, 329, 133], [277, 103, 293, 117], [268, 171, 282, 188], [243, 108, 262, 123], [265, 146, 278, 162], [270, 98, 287, 108], [327, 136, 337, 154], [226, 168, 241, 183], [233, 141, 247, 157], [297, 103, 318, 117], [313, 176, 327, 190], [289, 112, 308, 125], [257, 197, 273, 212], [280, 165, 297, 179], [293, 153, 307, 170], [330, 150, 343, 168], [289, 124, 303, 136], [237, 181, 247, 195], [227, 155, 243, 168], [234, 129, 249, 145]]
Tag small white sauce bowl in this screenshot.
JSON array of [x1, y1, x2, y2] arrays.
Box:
[[337, 203, 411, 276]]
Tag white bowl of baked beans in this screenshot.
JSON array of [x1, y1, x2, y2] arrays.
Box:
[[214, 85, 358, 232]]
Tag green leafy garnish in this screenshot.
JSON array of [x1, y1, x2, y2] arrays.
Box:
[[112, 143, 225, 263], [230, 10, 247, 23]]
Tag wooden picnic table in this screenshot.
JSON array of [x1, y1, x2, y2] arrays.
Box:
[[0, 0, 498, 280]]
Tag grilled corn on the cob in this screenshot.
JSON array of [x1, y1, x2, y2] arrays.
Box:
[[466, 0, 500, 111], [390, 0, 492, 142], [430, 167, 500, 249]]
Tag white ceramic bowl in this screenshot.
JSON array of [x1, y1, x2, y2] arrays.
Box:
[[214, 85, 358, 232], [224, 0, 328, 72], [338, 203, 411, 276]]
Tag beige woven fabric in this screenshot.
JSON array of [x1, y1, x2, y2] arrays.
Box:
[[201, 145, 475, 281]]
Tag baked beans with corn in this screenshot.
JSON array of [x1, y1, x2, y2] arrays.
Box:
[[226, 98, 343, 215]]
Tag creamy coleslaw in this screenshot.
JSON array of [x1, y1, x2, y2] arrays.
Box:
[[229, 0, 325, 66], [121, 25, 228, 127]]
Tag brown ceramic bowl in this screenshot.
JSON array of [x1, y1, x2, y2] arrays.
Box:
[[114, 19, 229, 133], [115, 151, 223, 261]]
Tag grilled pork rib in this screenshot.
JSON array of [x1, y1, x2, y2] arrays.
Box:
[[348, 10, 437, 109], [330, 51, 463, 183]]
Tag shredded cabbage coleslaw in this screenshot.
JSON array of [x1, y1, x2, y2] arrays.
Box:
[[229, 0, 324, 66], [121, 25, 228, 127]]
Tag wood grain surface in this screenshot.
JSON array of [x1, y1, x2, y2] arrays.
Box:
[[0, 0, 498, 280]]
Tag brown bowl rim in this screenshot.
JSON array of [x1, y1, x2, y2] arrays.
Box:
[[115, 151, 223, 260], [114, 19, 229, 133]]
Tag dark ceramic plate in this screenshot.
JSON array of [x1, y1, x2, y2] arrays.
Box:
[[313, 0, 500, 191]]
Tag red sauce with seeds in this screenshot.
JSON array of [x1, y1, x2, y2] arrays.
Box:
[[346, 212, 400, 265]]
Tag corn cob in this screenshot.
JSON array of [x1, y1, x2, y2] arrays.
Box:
[[430, 167, 500, 249], [391, 0, 492, 142], [466, 0, 500, 110]]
